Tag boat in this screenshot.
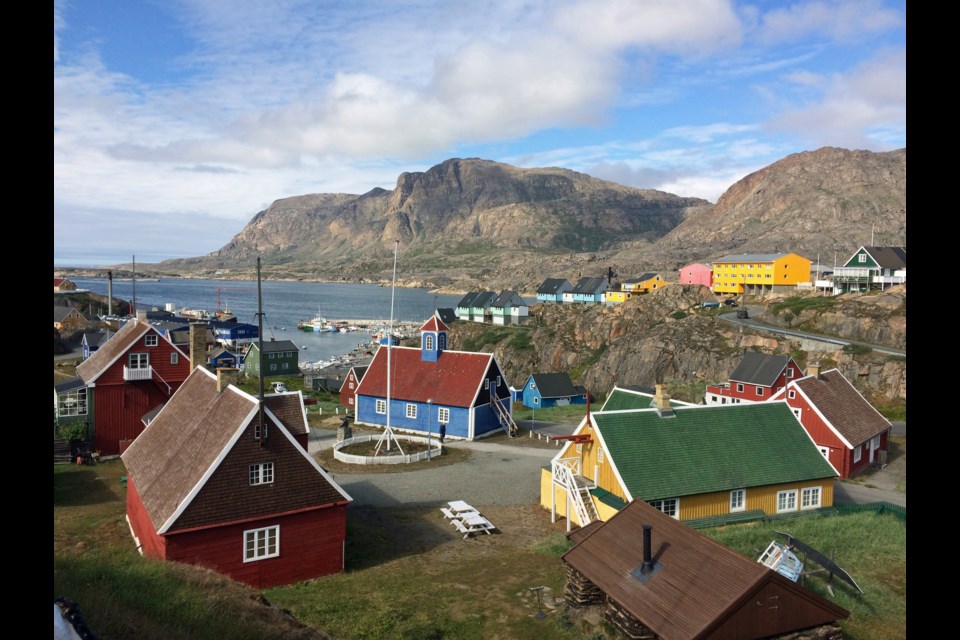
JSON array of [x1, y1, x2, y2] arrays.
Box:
[[298, 309, 337, 332]]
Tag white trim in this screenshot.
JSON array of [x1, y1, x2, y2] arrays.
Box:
[[788, 377, 855, 449], [800, 486, 822, 510], [729, 488, 746, 512], [776, 489, 798, 513], [249, 462, 274, 485], [243, 525, 279, 562], [79, 322, 151, 384]]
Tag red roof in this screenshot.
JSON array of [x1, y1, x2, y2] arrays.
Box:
[[54, 278, 66, 286], [419, 316, 449, 332], [356, 346, 492, 407]]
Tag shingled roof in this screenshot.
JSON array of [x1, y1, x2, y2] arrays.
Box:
[[570, 277, 608, 294], [728, 352, 795, 387], [490, 290, 526, 309], [860, 246, 906, 269], [590, 403, 838, 502], [600, 386, 697, 411], [530, 372, 579, 399], [537, 278, 571, 295], [263, 392, 309, 436], [563, 500, 848, 640], [122, 368, 350, 535], [356, 346, 494, 407], [75, 318, 183, 384], [789, 369, 892, 448]]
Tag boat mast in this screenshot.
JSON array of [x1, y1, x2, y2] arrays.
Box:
[[375, 240, 404, 456]]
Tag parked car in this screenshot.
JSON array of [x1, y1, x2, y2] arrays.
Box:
[[723, 299, 739, 307], [270, 381, 288, 393], [737, 309, 749, 319], [700, 301, 720, 309]]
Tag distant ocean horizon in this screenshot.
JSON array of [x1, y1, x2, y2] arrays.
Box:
[[69, 277, 475, 367]]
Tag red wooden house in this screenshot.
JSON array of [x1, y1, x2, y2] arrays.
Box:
[[264, 391, 311, 450], [771, 365, 892, 478], [705, 352, 803, 405], [122, 367, 352, 589], [339, 365, 369, 412], [70, 316, 190, 455]]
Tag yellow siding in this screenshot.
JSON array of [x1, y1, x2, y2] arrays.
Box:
[[605, 291, 630, 304], [712, 254, 812, 293], [539, 468, 623, 524], [677, 480, 834, 520]]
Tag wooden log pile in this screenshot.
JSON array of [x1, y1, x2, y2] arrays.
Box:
[[564, 567, 604, 608], [604, 597, 658, 639]]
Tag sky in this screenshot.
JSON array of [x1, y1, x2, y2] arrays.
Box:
[[54, 0, 906, 267]]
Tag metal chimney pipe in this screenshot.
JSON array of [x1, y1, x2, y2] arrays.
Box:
[[642, 525, 653, 573]]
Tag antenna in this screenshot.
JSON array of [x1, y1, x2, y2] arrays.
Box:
[[131, 255, 137, 317], [256, 257, 266, 445], [375, 240, 404, 456]]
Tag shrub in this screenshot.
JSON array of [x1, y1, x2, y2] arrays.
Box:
[[57, 423, 89, 441], [843, 343, 873, 355], [669, 310, 687, 320]]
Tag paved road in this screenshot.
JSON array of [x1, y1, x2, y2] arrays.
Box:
[[720, 306, 906, 357]]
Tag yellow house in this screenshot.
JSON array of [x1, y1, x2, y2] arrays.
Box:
[[603, 289, 632, 305], [622, 272, 665, 293], [54, 305, 86, 332], [540, 386, 837, 531], [711, 253, 811, 295]]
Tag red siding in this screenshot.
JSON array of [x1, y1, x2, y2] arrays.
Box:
[[164, 507, 347, 588], [126, 480, 168, 559], [92, 333, 190, 455], [340, 371, 358, 408], [786, 394, 850, 477], [294, 433, 308, 449]]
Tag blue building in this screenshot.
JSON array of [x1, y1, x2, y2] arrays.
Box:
[[563, 277, 609, 304], [354, 316, 516, 440], [536, 278, 573, 303], [521, 372, 587, 409]]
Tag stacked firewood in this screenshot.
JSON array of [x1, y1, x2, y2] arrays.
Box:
[[564, 567, 604, 608], [604, 597, 657, 639]]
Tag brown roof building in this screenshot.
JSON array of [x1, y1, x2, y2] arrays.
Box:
[[562, 500, 848, 639], [121, 367, 352, 588]]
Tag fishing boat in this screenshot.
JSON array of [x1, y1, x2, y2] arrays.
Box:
[[297, 309, 337, 332]]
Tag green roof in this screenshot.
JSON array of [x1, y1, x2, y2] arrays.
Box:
[[600, 388, 692, 411], [594, 402, 837, 502]]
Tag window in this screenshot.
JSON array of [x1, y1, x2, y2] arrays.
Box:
[[853, 445, 862, 462], [244, 525, 279, 562], [425, 334, 434, 350], [756, 387, 764, 397], [788, 389, 796, 399], [576, 443, 583, 453], [170, 352, 179, 365], [438, 407, 450, 424], [776, 490, 797, 513], [736, 383, 744, 393], [730, 489, 745, 512], [858, 253, 867, 263], [349, 382, 355, 390], [58, 388, 88, 417], [818, 446, 830, 460], [530, 382, 536, 389], [268, 353, 275, 359], [376, 399, 387, 414], [129, 353, 149, 369], [792, 408, 801, 419], [533, 397, 539, 405], [270, 364, 277, 372], [786, 368, 794, 378], [801, 487, 821, 509], [406, 403, 417, 419], [145, 334, 158, 347], [496, 376, 501, 387], [249, 463, 274, 485], [282, 362, 289, 370], [648, 498, 678, 518], [253, 421, 268, 440], [439, 334, 446, 350]]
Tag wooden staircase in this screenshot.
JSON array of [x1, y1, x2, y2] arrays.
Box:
[[491, 394, 519, 437], [53, 437, 72, 464], [553, 460, 599, 527]]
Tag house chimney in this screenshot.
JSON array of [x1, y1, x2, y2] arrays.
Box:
[[653, 384, 675, 418], [107, 271, 113, 316], [807, 363, 821, 378], [216, 367, 239, 393], [189, 321, 207, 371], [642, 525, 654, 574], [136, 309, 148, 322]]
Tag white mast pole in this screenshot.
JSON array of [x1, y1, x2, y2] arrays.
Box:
[[375, 240, 404, 456]]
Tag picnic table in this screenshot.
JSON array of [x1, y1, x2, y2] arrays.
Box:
[[440, 501, 496, 539]]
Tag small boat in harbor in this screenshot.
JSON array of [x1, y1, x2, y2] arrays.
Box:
[[298, 308, 337, 332]]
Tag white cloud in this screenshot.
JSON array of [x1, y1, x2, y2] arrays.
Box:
[[756, 0, 903, 45], [765, 48, 906, 149]]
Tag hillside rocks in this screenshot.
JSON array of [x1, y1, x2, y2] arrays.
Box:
[[446, 284, 905, 404]]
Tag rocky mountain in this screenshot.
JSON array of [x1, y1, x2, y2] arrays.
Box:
[[656, 147, 906, 262], [152, 147, 905, 293], [161, 158, 710, 289], [444, 285, 906, 406]]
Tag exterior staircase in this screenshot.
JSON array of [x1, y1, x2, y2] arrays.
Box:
[[53, 437, 72, 464], [491, 394, 519, 437], [552, 458, 599, 527]]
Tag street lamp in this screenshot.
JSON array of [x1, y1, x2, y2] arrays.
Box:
[[426, 398, 433, 460]]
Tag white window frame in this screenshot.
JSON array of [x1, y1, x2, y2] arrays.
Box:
[[648, 498, 678, 519], [406, 403, 417, 419], [57, 388, 88, 417], [129, 353, 149, 369], [376, 399, 387, 414], [145, 334, 158, 347], [858, 253, 867, 263], [786, 368, 794, 378], [282, 362, 289, 370], [776, 490, 797, 513], [349, 382, 355, 389], [425, 334, 434, 350], [249, 462, 274, 486], [598, 447, 604, 464], [243, 525, 279, 562], [818, 446, 830, 460], [170, 352, 179, 365], [270, 363, 277, 372], [730, 489, 745, 512], [801, 487, 821, 510], [736, 383, 744, 393], [438, 407, 450, 424], [576, 443, 583, 454], [757, 387, 764, 397], [438, 334, 446, 350], [788, 389, 796, 399], [853, 445, 862, 462]]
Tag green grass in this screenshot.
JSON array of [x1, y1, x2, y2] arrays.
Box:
[[769, 296, 838, 316], [843, 343, 873, 355], [705, 511, 906, 640], [512, 402, 591, 423]]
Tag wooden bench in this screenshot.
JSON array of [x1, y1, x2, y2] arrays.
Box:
[[451, 519, 472, 539], [440, 507, 458, 519]]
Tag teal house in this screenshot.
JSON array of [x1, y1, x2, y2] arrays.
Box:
[[243, 339, 301, 378]]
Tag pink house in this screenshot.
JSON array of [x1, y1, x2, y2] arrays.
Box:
[[679, 263, 712, 288]]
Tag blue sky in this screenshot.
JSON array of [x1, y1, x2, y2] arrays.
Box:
[[54, 0, 906, 267]]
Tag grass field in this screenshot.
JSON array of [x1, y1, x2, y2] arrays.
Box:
[[54, 459, 906, 639]]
